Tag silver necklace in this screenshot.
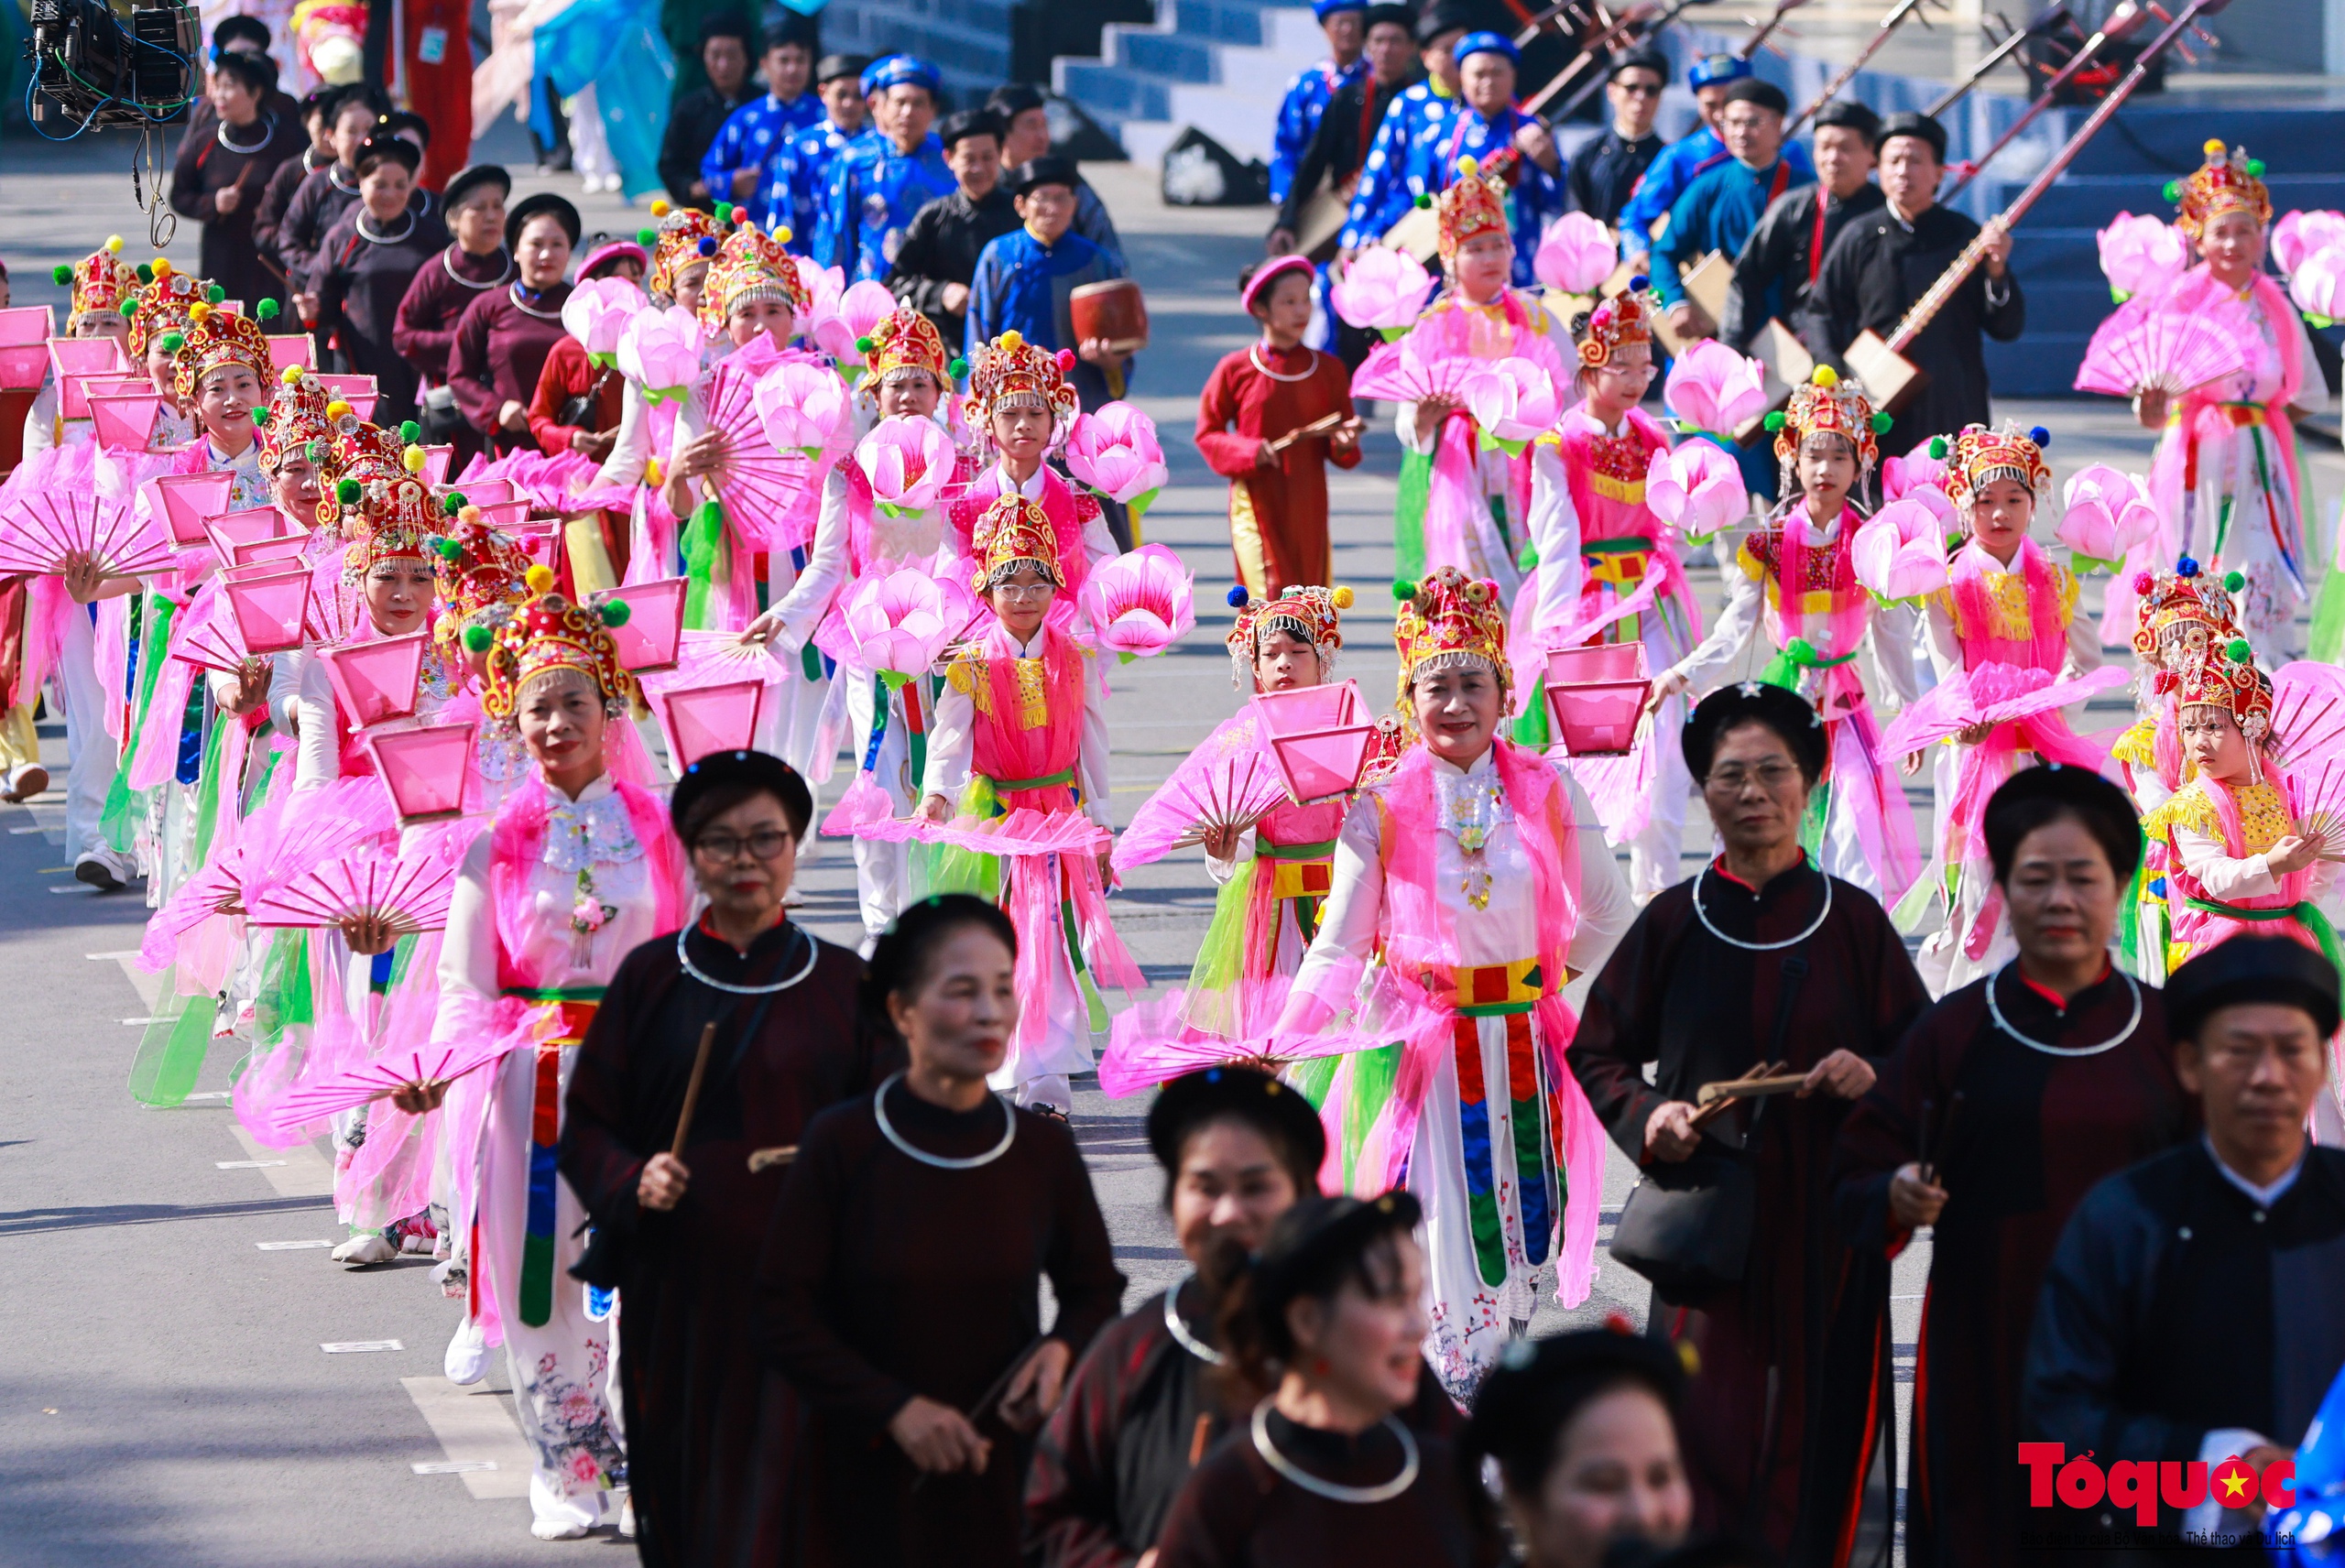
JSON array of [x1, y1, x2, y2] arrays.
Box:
[[1249, 344, 1319, 383], [1249, 1400, 1420, 1505], [329, 164, 360, 194], [872, 1071, 1016, 1170], [356, 209, 416, 245], [216, 111, 275, 153], [675, 923, 818, 994], [444, 246, 511, 289], [1691, 865, 1833, 952], [1162, 1274, 1223, 1365], [508, 282, 562, 320], [1984, 962, 2143, 1057]]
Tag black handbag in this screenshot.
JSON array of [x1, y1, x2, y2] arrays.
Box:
[[417, 385, 468, 448], [1609, 954, 1807, 1308], [556, 365, 616, 433]]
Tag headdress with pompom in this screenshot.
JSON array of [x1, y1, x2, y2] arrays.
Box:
[[2130, 555, 2243, 686], [855, 303, 955, 400], [476, 564, 638, 720], [1766, 365, 1891, 476], [2169, 138, 2272, 243], [1433, 153, 1510, 263], [168, 299, 280, 406], [321, 416, 440, 544], [970, 493, 1061, 593], [124, 260, 219, 358], [1933, 419, 2053, 509], [962, 329, 1079, 437], [638, 199, 728, 303], [255, 365, 335, 474], [1392, 565, 1511, 704], [430, 505, 535, 657], [1576, 279, 1655, 369], [54, 236, 134, 325], [2176, 637, 2274, 749], [1225, 583, 1351, 689], [696, 217, 810, 332]]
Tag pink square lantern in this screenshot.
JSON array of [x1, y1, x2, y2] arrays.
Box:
[[49, 337, 126, 380], [0, 307, 51, 346], [88, 391, 166, 452], [203, 506, 290, 560], [266, 333, 317, 372], [58, 371, 140, 422], [225, 568, 314, 654], [319, 632, 427, 727], [146, 473, 237, 548], [367, 721, 476, 824], [230, 534, 311, 569], [592, 578, 687, 673], [474, 500, 534, 531], [455, 479, 517, 506], [1250, 679, 1372, 804], [1543, 646, 1652, 757], [510, 527, 562, 573], [651, 678, 765, 768], [420, 446, 454, 486]]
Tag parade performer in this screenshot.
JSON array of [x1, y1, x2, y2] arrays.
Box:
[[1518, 280, 1697, 900], [1903, 420, 2110, 994], [949, 330, 1119, 594], [752, 304, 960, 949], [1278, 567, 1632, 1397], [596, 201, 725, 588], [1194, 256, 1364, 599], [122, 262, 205, 449], [1651, 368, 1923, 904], [431, 570, 689, 1540], [819, 54, 953, 282], [917, 493, 1140, 1117], [1391, 157, 1570, 602], [160, 299, 282, 511], [19, 238, 137, 460], [2113, 142, 2327, 663]]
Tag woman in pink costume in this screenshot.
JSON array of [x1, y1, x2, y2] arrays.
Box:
[[949, 331, 1119, 597], [1520, 282, 1700, 899], [431, 573, 688, 1540], [594, 202, 723, 590], [1278, 568, 1632, 1399], [917, 493, 1140, 1117], [1905, 421, 2110, 994], [1391, 157, 1569, 601], [1652, 368, 1922, 905], [2110, 143, 2328, 663], [15, 239, 137, 465]]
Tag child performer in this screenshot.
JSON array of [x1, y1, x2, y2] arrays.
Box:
[[749, 303, 960, 950], [1520, 281, 1700, 899], [918, 493, 1140, 1116], [1193, 256, 1364, 598], [1650, 367, 1921, 903], [1908, 421, 2106, 993], [121, 261, 202, 449], [951, 330, 1119, 594], [596, 201, 725, 582], [1390, 156, 1570, 601], [17, 239, 136, 462]]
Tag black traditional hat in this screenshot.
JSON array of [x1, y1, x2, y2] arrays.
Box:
[[1682, 681, 1827, 783], [2166, 935, 2340, 1041], [671, 749, 814, 841], [1146, 1064, 1326, 1185], [505, 191, 583, 252]]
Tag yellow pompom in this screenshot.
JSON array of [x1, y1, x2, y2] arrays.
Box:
[[1457, 154, 1479, 178], [459, 505, 483, 525], [401, 443, 427, 473], [325, 399, 352, 419], [1811, 365, 1838, 388], [2204, 137, 2227, 156], [645, 457, 664, 486], [772, 224, 792, 245], [650, 199, 671, 218], [280, 364, 303, 387], [188, 300, 213, 324], [105, 234, 124, 253], [1332, 584, 1354, 609], [525, 564, 557, 594], [999, 330, 1024, 350], [151, 257, 173, 279]]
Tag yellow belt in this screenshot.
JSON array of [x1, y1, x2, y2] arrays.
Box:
[[1444, 956, 1545, 1018]]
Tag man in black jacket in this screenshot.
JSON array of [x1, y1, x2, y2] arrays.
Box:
[[659, 13, 757, 210], [1563, 47, 1668, 225], [886, 111, 1020, 348], [1721, 98, 1882, 353]]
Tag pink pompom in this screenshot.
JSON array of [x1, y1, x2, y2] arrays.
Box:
[[2132, 571, 2155, 594], [1055, 348, 1077, 371]]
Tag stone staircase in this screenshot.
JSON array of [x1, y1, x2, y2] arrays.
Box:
[[1053, 0, 1334, 169]]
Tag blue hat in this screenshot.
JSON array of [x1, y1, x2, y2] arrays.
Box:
[[1688, 51, 1751, 88], [859, 53, 940, 97], [1312, 0, 1369, 17], [1453, 30, 1520, 67]]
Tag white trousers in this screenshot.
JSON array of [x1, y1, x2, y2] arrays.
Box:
[[55, 604, 116, 858]]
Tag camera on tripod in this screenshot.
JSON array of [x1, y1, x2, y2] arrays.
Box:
[[24, 0, 200, 129]]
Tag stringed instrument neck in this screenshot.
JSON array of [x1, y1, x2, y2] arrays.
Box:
[[1886, 227, 1997, 352]]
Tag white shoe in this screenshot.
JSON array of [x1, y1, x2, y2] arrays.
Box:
[[530, 1519, 590, 1541], [616, 1496, 636, 1539], [330, 1232, 398, 1266], [2, 764, 47, 801], [442, 1316, 489, 1385], [73, 848, 132, 891]]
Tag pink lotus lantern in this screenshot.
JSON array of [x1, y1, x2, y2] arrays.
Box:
[[1330, 247, 1434, 339], [88, 391, 166, 452], [2057, 463, 2159, 572], [830, 567, 971, 683], [856, 416, 958, 516], [618, 306, 704, 403], [225, 567, 313, 654], [1063, 401, 1170, 528], [1642, 441, 1746, 544], [367, 721, 476, 824], [813, 280, 899, 365], [1663, 340, 1770, 437], [2096, 213, 2189, 302], [2274, 210, 2345, 278], [590, 578, 688, 672], [1532, 212, 1618, 295], [1251, 680, 1373, 804], [562, 277, 643, 366], [146, 473, 236, 548], [49, 337, 126, 380], [650, 677, 765, 768], [796, 256, 843, 318], [1462, 359, 1561, 451], [203, 506, 291, 560], [755, 359, 850, 455], [2291, 248, 2345, 327], [266, 332, 317, 371], [318, 631, 427, 726], [1544, 643, 1650, 755], [1881, 448, 1950, 506], [1077, 542, 1194, 661], [231, 534, 311, 569], [1852, 497, 1952, 602]]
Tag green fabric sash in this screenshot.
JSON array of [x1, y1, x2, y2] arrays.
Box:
[[1395, 448, 1431, 584], [101, 592, 171, 853], [1759, 637, 1858, 691], [988, 766, 1075, 794], [679, 497, 727, 628], [2183, 896, 2345, 975]]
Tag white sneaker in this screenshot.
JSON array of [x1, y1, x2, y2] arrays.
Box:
[[73, 848, 133, 891], [616, 1496, 636, 1539], [2, 764, 47, 801], [442, 1316, 489, 1385], [530, 1519, 590, 1541], [330, 1232, 398, 1266]]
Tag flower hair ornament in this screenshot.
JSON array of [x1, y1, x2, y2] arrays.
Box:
[[1224, 583, 1352, 689], [638, 198, 729, 304], [2129, 555, 2243, 686], [474, 564, 638, 722], [1930, 419, 2053, 509], [970, 492, 1062, 593], [1391, 565, 1512, 706], [962, 330, 1080, 441], [1576, 279, 1655, 369], [2169, 139, 2272, 242], [1762, 365, 1893, 499]]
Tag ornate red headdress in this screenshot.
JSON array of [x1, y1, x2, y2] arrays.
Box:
[[1393, 565, 1511, 702], [696, 218, 811, 332], [2130, 556, 2242, 683], [255, 365, 335, 474], [1576, 280, 1655, 369], [970, 493, 1062, 593], [321, 416, 440, 544], [52, 236, 135, 327], [2175, 637, 2274, 746], [431, 506, 535, 656], [963, 329, 1079, 436], [477, 566, 638, 719], [639, 199, 728, 303], [2170, 138, 2272, 242], [1938, 419, 2052, 507], [1769, 365, 1890, 472], [1435, 153, 1510, 263], [1227, 583, 1353, 687], [125, 259, 217, 359], [169, 299, 278, 406], [856, 303, 954, 399]]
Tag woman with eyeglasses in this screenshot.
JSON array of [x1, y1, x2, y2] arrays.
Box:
[[758, 893, 1124, 1567], [1565, 681, 1928, 1561], [562, 747, 878, 1566]]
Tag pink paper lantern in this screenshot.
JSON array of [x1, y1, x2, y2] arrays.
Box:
[[2291, 247, 2345, 323], [651, 677, 766, 768], [1663, 340, 1771, 436], [1642, 441, 1747, 543], [1077, 542, 1194, 659], [1546, 678, 1649, 755], [367, 721, 476, 824], [455, 479, 518, 506], [813, 280, 899, 365], [562, 277, 643, 363], [856, 417, 958, 514], [49, 337, 125, 379], [1063, 401, 1171, 506], [2056, 463, 2159, 568], [474, 499, 534, 531], [1250, 679, 1371, 804], [231, 534, 311, 569], [266, 333, 317, 371], [0, 306, 52, 347], [591, 578, 688, 672], [146, 473, 237, 548], [0, 342, 47, 391], [1532, 212, 1618, 295], [88, 392, 165, 452], [420, 446, 454, 486], [203, 506, 290, 560], [226, 568, 313, 654], [1329, 248, 1434, 333], [1545, 643, 1647, 685], [1851, 498, 1952, 602], [617, 305, 704, 399], [755, 359, 849, 454], [2095, 212, 2189, 302], [318, 631, 427, 727], [1462, 358, 1562, 445]]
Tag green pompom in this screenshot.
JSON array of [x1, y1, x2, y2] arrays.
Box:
[[335, 478, 362, 504], [442, 493, 464, 515], [255, 298, 280, 321], [2224, 570, 2246, 593], [136, 262, 155, 283], [1762, 410, 1786, 431], [714, 201, 734, 222], [1786, 637, 1817, 664], [250, 406, 270, 425], [50, 264, 72, 286], [434, 537, 464, 561], [636, 226, 657, 246], [599, 598, 632, 628], [206, 284, 225, 303], [1412, 192, 1434, 209], [2163, 180, 2182, 203], [2247, 158, 2266, 177], [398, 419, 421, 442], [2226, 637, 2252, 663], [304, 440, 323, 463], [463, 622, 495, 653], [1928, 436, 1948, 459], [1871, 411, 1892, 433], [118, 299, 138, 319], [855, 335, 877, 355], [1392, 578, 1418, 601], [158, 332, 184, 353], [947, 356, 968, 380]]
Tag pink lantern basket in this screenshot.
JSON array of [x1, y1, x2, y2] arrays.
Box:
[[1250, 679, 1373, 804], [650, 678, 765, 768], [88, 391, 166, 451], [1543, 645, 1651, 756], [367, 721, 476, 824], [230, 534, 311, 569], [420, 446, 454, 486], [203, 506, 290, 560], [592, 578, 687, 672], [265, 333, 317, 371], [473, 499, 534, 531], [49, 337, 125, 380], [318, 632, 427, 728], [146, 473, 237, 547], [455, 479, 517, 506], [225, 567, 313, 654], [0, 306, 51, 347]]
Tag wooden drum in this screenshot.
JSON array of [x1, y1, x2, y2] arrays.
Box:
[[1070, 278, 1150, 356]]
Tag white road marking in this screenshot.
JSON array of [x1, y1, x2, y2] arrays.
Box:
[[181, 1091, 230, 1102], [217, 1160, 287, 1170], [121, 1018, 157, 1026], [321, 1340, 403, 1354], [400, 1377, 535, 1499], [412, 1460, 499, 1475], [47, 885, 92, 894], [227, 1123, 336, 1198], [256, 1239, 333, 1250]]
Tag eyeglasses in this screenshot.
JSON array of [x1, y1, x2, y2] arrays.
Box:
[[994, 582, 1053, 600], [1705, 761, 1800, 793], [695, 828, 793, 862]]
